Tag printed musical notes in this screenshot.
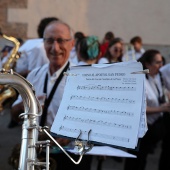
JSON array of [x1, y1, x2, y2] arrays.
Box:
[[63, 115, 132, 129], [70, 95, 135, 104], [59, 125, 129, 143], [67, 105, 134, 117], [51, 61, 146, 149], [77, 85, 136, 91]]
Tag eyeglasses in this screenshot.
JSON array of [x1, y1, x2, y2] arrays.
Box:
[[43, 37, 72, 45], [114, 47, 123, 53], [152, 61, 163, 65]]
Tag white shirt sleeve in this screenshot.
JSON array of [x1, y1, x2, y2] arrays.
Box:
[[160, 64, 170, 90], [28, 43, 49, 71]]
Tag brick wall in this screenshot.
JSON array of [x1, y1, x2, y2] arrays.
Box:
[[0, 0, 28, 39]]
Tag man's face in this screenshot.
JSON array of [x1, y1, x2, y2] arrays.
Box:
[[133, 42, 142, 52], [44, 22, 74, 70], [109, 42, 123, 59], [146, 54, 163, 76]]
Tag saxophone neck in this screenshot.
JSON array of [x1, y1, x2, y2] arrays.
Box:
[[1, 33, 21, 70]]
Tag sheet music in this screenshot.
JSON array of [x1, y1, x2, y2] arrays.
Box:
[[51, 61, 146, 149], [138, 85, 148, 138]]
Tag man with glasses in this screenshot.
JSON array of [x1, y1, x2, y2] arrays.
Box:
[[10, 20, 92, 170], [11, 20, 74, 126]]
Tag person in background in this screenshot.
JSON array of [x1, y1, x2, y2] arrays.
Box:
[[37, 17, 59, 38], [99, 31, 114, 60], [159, 61, 170, 169], [98, 38, 124, 64], [0, 45, 13, 66], [160, 63, 170, 90], [15, 17, 59, 77], [124, 49, 170, 170], [77, 35, 99, 65], [69, 31, 85, 65], [122, 36, 145, 61], [17, 37, 24, 46]]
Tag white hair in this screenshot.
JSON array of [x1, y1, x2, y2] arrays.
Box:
[[43, 20, 74, 39]]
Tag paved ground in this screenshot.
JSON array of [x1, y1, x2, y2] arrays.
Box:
[[0, 109, 161, 170]]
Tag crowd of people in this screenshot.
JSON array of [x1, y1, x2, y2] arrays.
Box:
[[0, 17, 170, 170]]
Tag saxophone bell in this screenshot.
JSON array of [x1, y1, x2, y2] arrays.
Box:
[[0, 31, 21, 112]]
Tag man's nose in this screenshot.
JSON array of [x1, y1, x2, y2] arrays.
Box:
[[51, 41, 60, 51]]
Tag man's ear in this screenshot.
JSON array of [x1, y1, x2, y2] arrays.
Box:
[[71, 39, 75, 48], [145, 62, 150, 69]]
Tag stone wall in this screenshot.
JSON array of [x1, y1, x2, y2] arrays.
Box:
[[0, 0, 27, 39]]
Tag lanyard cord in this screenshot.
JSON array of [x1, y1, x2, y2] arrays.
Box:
[[40, 62, 69, 126]]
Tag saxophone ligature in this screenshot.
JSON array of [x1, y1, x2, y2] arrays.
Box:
[[0, 69, 93, 170], [0, 30, 21, 112]]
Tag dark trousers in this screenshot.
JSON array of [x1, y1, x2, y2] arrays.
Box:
[[52, 153, 92, 170], [124, 117, 165, 170], [159, 113, 170, 170], [40, 152, 92, 170]]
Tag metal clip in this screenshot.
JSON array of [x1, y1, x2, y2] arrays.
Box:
[[74, 129, 93, 154]]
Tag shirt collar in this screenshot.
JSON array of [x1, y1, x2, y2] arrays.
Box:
[[47, 61, 69, 81]]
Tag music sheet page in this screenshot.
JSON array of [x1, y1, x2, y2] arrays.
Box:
[[51, 61, 146, 149]]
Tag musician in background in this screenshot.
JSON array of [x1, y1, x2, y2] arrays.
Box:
[[160, 63, 170, 90], [159, 62, 170, 169], [122, 36, 145, 61], [124, 50, 170, 170], [98, 38, 124, 64], [10, 20, 92, 170], [37, 17, 59, 38], [77, 35, 100, 65], [69, 31, 85, 65], [15, 17, 59, 78], [98, 31, 115, 60], [0, 45, 13, 67]]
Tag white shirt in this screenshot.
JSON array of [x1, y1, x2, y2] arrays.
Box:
[[78, 61, 88, 65], [0, 52, 12, 68], [122, 48, 145, 61], [15, 40, 49, 73], [145, 74, 163, 125], [160, 63, 170, 90], [69, 47, 79, 65], [13, 62, 72, 127], [98, 57, 109, 64]]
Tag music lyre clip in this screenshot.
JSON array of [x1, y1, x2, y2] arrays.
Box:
[[64, 72, 77, 76], [131, 69, 149, 74], [43, 128, 93, 165], [75, 129, 93, 154]]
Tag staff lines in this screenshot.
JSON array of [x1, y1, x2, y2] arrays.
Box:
[[63, 115, 132, 129], [67, 105, 134, 117], [59, 126, 129, 143], [77, 84, 136, 91], [70, 95, 135, 104]]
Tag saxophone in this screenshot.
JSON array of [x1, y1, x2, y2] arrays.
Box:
[[0, 31, 20, 112], [0, 69, 48, 170], [0, 69, 92, 170]]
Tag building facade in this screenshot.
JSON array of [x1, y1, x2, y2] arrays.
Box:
[[0, 0, 170, 61]]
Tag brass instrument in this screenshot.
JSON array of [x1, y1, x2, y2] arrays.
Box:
[[0, 31, 20, 112], [0, 69, 92, 170]]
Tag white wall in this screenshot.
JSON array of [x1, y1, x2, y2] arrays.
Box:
[[8, 0, 170, 45]]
